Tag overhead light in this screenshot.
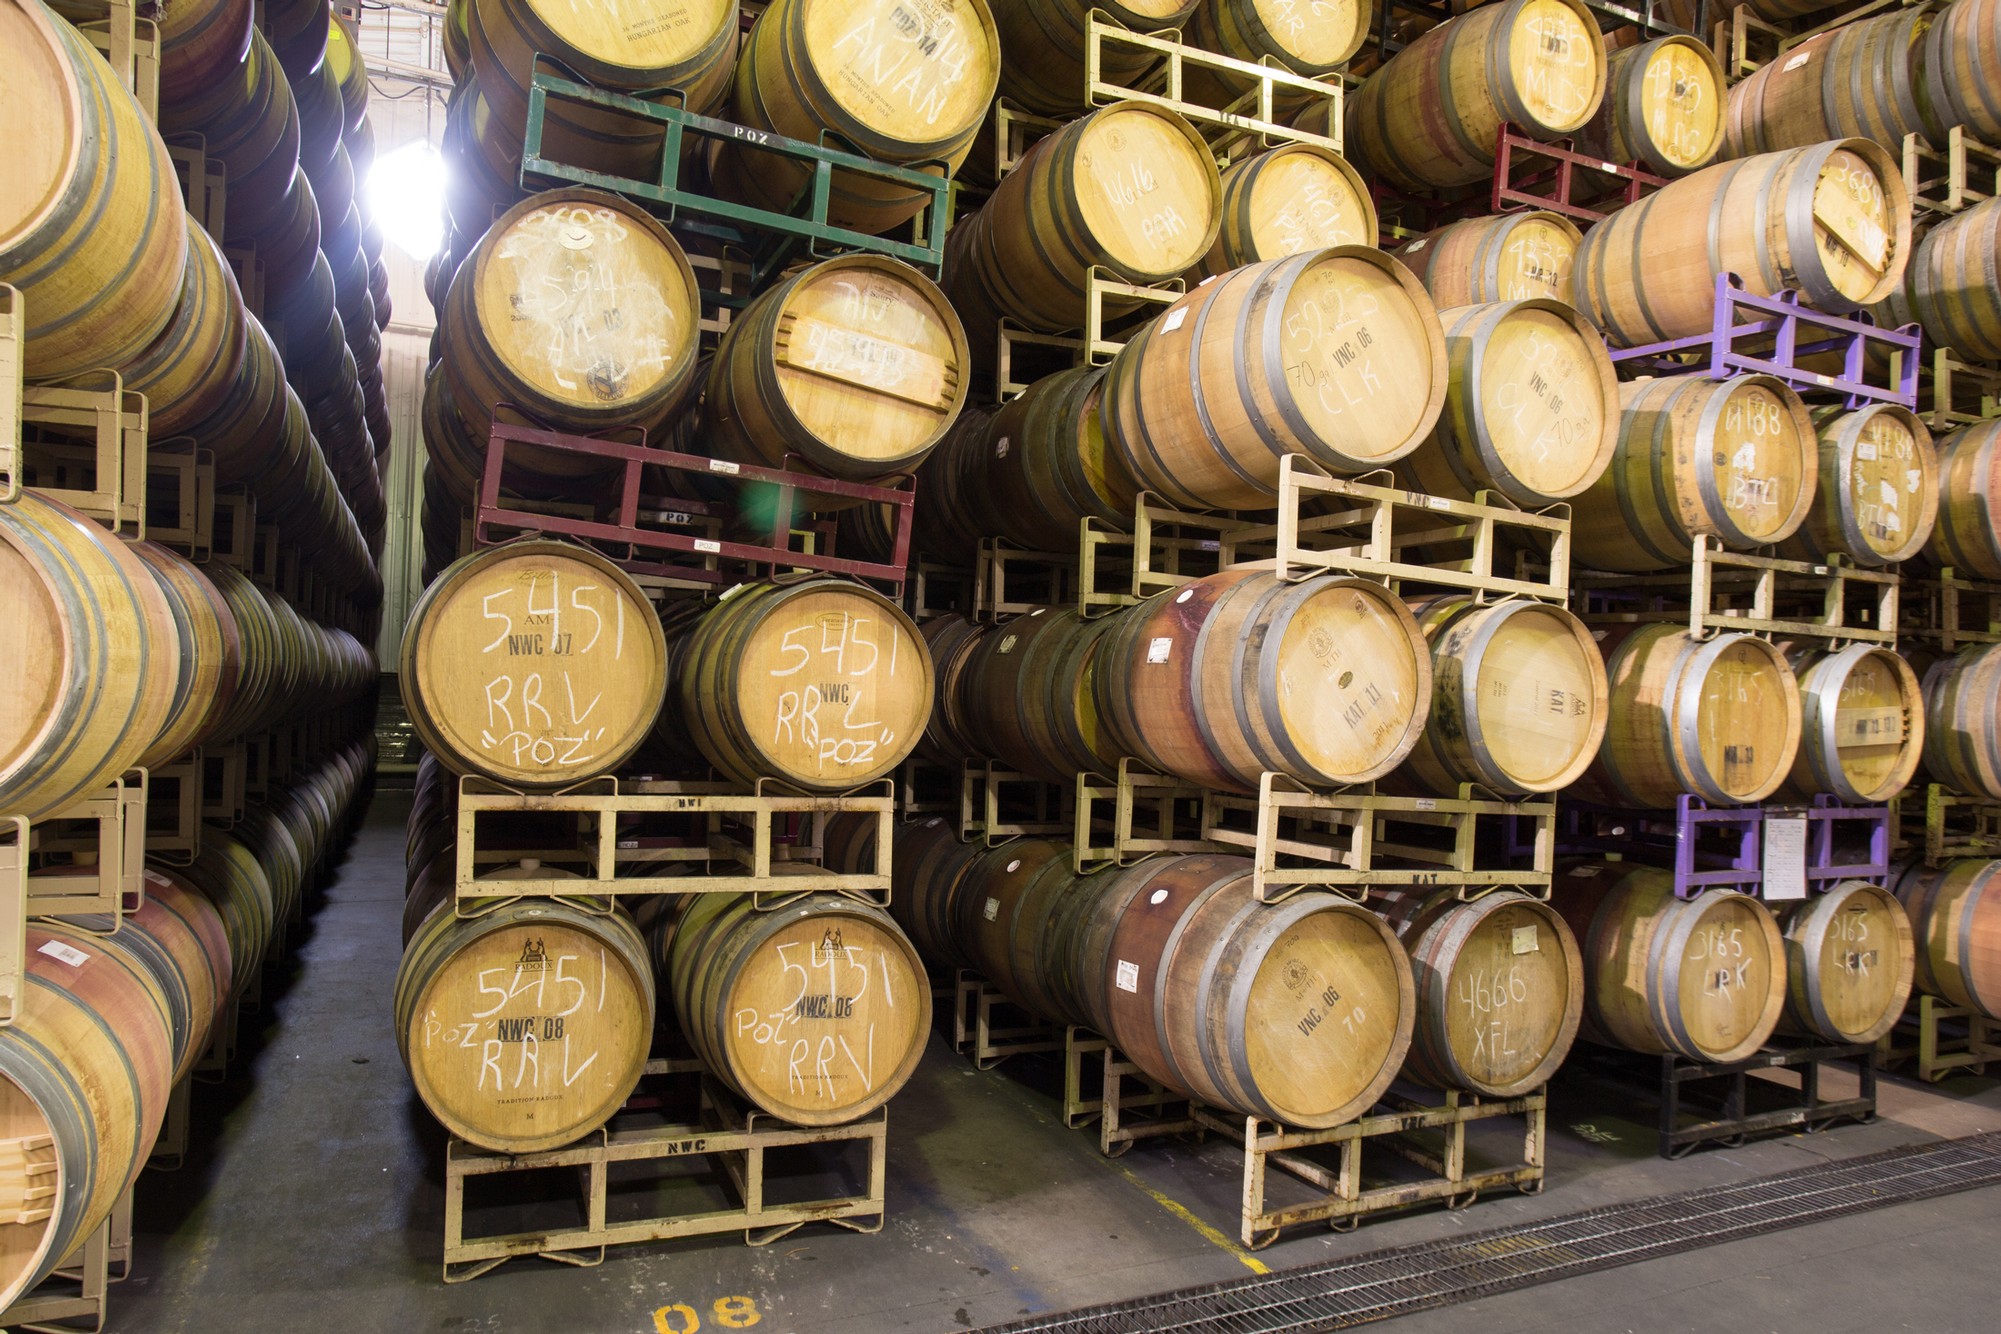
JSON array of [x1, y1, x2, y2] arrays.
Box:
[[367, 139, 446, 260]]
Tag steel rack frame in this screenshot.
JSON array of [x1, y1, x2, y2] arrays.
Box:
[[1490, 126, 1670, 223], [1576, 1041, 1878, 1158], [1877, 993, 2001, 1083], [951, 972, 1066, 1070], [1920, 346, 2001, 432], [1897, 781, 2001, 866], [994, 268, 1184, 399], [1060, 1027, 1195, 1153], [1576, 536, 1898, 645], [1899, 568, 2001, 651], [1540, 796, 1891, 901], [1904, 127, 2001, 218]]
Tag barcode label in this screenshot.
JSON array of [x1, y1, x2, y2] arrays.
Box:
[[1116, 960, 1140, 993], [37, 940, 89, 967], [1147, 637, 1174, 664]]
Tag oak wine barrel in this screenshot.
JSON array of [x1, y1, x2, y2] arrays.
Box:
[[889, 815, 987, 973], [1573, 34, 1725, 176], [1923, 0, 2001, 145], [1181, 0, 1370, 109], [1551, 862, 1787, 1063], [914, 613, 985, 767], [1372, 885, 1584, 1096], [1570, 139, 1911, 346], [1571, 373, 1817, 573], [1920, 642, 2001, 800], [671, 579, 933, 791], [958, 606, 1119, 784], [1722, 6, 1934, 157], [982, 365, 1139, 552], [400, 541, 669, 788], [1773, 880, 1914, 1044], [129, 539, 235, 766], [174, 832, 278, 997], [397, 896, 654, 1152], [1103, 854, 1416, 1128], [666, 891, 930, 1125], [1395, 212, 1584, 309], [1395, 299, 1620, 508], [124, 221, 250, 439], [992, 0, 1198, 116], [959, 838, 1086, 1026], [1923, 420, 2001, 579], [1345, 0, 1607, 192], [1056, 856, 1194, 1040], [1398, 595, 1609, 798], [1892, 857, 2001, 1019], [1095, 570, 1432, 794], [703, 255, 970, 485], [1101, 246, 1449, 510], [62, 866, 230, 1085], [1783, 643, 1924, 803], [1197, 143, 1377, 279], [174, 28, 301, 233], [1776, 403, 1936, 566], [1578, 625, 1803, 809], [2, 0, 190, 378], [157, 0, 253, 107], [1875, 198, 2001, 371]]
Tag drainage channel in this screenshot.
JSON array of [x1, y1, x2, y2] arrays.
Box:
[[977, 1130, 2001, 1333]]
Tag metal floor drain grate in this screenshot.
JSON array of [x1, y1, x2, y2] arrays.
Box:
[[978, 1130, 2001, 1333]]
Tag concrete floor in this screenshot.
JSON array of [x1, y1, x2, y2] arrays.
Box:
[[112, 790, 2001, 1334]]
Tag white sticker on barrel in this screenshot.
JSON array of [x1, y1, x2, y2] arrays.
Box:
[[1115, 960, 1140, 993], [1149, 889, 1170, 905], [1147, 637, 1174, 664], [996, 633, 1019, 655], [1006, 860, 1022, 873], [1175, 589, 1194, 603], [37, 940, 89, 967], [1404, 237, 1430, 254], [983, 897, 1000, 921], [1782, 50, 1812, 71], [1857, 441, 1878, 461], [693, 538, 721, 554], [1512, 925, 1539, 955], [1162, 309, 1188, 335]]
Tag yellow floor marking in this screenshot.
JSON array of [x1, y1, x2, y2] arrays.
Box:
[[1108, 1158, 1272, 1275]]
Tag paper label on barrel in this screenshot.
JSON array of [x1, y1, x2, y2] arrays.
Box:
[[983, 897, 1000, 921], [1843, 706, 1905, 745], [36, 940, 89, 967], [1512, 925, 1539, 955], [1115, 960, 1140, 993], [1147, 637, 1174, 664], [1783, 50, 1811, 71], [1162, 309, 1188, 335], [1762, 816, 1808, 900]]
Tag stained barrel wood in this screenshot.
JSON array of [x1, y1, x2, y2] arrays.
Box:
[[1096, 570, 1432, 794], [1399, 595, 1609, 798], [167, 27, 300, 232], [1893, 857, 2001, 1019], [1101, 247, 1449, 510], [157, 0, 253, 107], [1874, 197, 2001, 365], [1923, 0, 2001, 145], [1579, 625, 1803, 809], [704, 255, 969, 483], [982, 365, 1139, 552], [1723, 6, 1934, 157], [1551, 862, 1787, 1062], [173, 832, 277, 997], [1574, 34, 1724, 176], [1570, 139, 1911, 346], [1923, 420, 2001, 580], [1372, 885, 1583, 1096], [1, 0, 190, 378], [397, 897, 653, 1152], [711, 0, 1001, 234], [1103, 854, 1415, 1128], [1197, 144, 1377, 280], [672, 579, 932, 791], [959, 606, 1119, 784], [1773, 880, 1914, 1044], [993, 0, 1199, 116], [401, 541, 669, 788], [945, 101, 1221, 342], [1920, 643, 2001, 801], [889, 815, 987, 973], [129, 540, 233, 767], [1182, 0, 1370, 109], [0, 921, 175, 1308], [1571, 374, 1817, 572], [959, 838, 1084, 1025], [1783, 644, 1924, 803], [1777, 404, 1936, 566], [1345, 0, 1607, 191], [1396, 212, 1584, 309], [914, 613, 986, 768], [1396, 299, 1620, 507], [667, 891, 929, 1125], [123, 222, 249, 439]]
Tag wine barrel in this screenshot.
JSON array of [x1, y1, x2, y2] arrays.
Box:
[[1182, 0, 1370, 109], [993, 0, 1198, 116], [1574, 34, 1724, 176], [1095, 570, 1432, 793], [703, 255, 970, 483], [1571, 139, 1911, 346], [403, 856, 578, 948], [945, 101, 1222, 341], [1921, 642, 2001, 800], [1579, 625, 1803, 809], [63, 866, 230, 1083], [0, 491, 180, 821], [1395, 212, 1583, 313], [1054, 856, 1194, 1040], [1345, 0, 1607, 192], [959, 838, 1084, 1024], [175, 28, 301, 233], [1877, 198, 2001, 367], [958, 606, 1119, 783], [1776, 404, 1936, 566], [0, 921, 176, 1307], [1399, 595, 1609, 798], [1723, 6, 1934, 158], [444, 0, 471, 80], [667, 891, 929, 1124], [1571, 374, 1817, 572], [982, 365, 1138, 552], [1103, 854, 1416, 1128], [1893, 857, 2001, 1018], [1395, 299, 1620, 507], [1773, 880, 1914, 1044], [1101, 246, 1449, 510], [1196, 143, 1377, 279], [1924, 420, 2001, 579], [1372, 885, 1584, 1096], [401, 541, 667, 787], [437, 188, 701, 498], [158, 0, 253, 108], [914, 614, 985, 767], [129, 540, 234, 766], [710, 0, 1001, 234], [1923, 0, 2001, 144], [890, 815, 986, 972], [123, 221, 250, 439], [672, 579, 933, 791], [1784, 644, 1924, 803], [1, 0, 190, 378], [1552, 862, 1786, 1062], [396, 896, 653, 1152], [175, 831, 277, 996], [466, 0, 739, 180], [326, 11, 370, 133]]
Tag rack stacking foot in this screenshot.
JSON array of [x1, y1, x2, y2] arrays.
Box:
[[1877, 994, 2001, 1084], [1063, 1028, 1199, 1156], [1577, 1042, 1878, 1160], [441, 1059, 886, 1282], [950, 972, 1064, 1071]]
